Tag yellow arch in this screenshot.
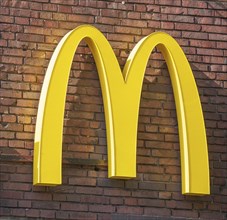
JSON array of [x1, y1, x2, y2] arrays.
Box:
[[33, 25, 210, 195]]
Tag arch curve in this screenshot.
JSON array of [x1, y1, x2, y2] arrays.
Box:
[[34, 25, 209, 195]]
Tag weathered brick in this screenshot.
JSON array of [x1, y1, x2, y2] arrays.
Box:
[[26, 209, 40, 218], [15, 17, 29, 25], [144, 207, 171, 216], [2, 56, 23, 65], [70, 212, 97, 220], [0, 199, 17, 208], [97, 178, 124, 188], [69, 177, 96, 186], [166, 200, 192, 209], [10, 173, 32, 183], [104, 188, 130, 197], [89, 204, 115, 213], [16, 33, 44, 42], [200, 211, 226, 219], [138, 198, 165, 207], [172, 210, 198, 218], [80, 195, 109, 204], [117, 206, 143, 215], [3, 182, 31, 191], [0, 191, 23, 200], [11, 208, 26, 217], [2, 114, 16, 123], [76, 186, 103, 195]]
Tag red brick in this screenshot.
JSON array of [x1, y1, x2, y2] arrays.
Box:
[[44, 20, 58, 28], [69, 177, 96, 186], [138, 165, 164, 174], [29, 2, 42, 10], [115, 26, 141, 35], [11, 208, 26, 217], [40, 210, 55, 218], [104, 188, 130, 197], [0, 207, 10, 216], [200, 211, 226, 219], [55, 211, 69, 219], [81, 195, 109, 204], [52, 13, 67, 21], [121, 19, 147, 28], [0, 15, 14, 23], [2, 56, 23, 65], [10, 173, 31, 183], [0, 199, 17, 208], [144, 207, 171, 216], [117, 206, 143, 215], [139, 182, 165, 191], [15, 17, 29, 25], [68, 14, 94, 23], [16, 33, 44, 42], [124, 198, 137, 206], [0, 191, 23, 200], [182, 0, 207, 8], [2, 114, 16, 123], [61, 203, 88, 211], [76, 186, 103, 195], [73, 5, 98, 15], [0, 7, 9, 15], [176, 23, 202, 31], [157, 0, 181, 6], [138, 198, 165, 207], [197, 48, 223, 57], [167, 200, 192, 209], [0, 173, 9, 181], [9, 106, 36, 115], [172, 210, 198, 218], [160, 158, 179, 166], [110, 197, 123, 205], [183, 31, 208, 40], [43, 4, 57, 11], [137, 156, 156, 165], [152, 149, 177, 158], [50, 0, 74, 4], [89, 204, 114, 213], [3, 182, 31, 191], [161, 6, 186, 14], [40, 11, 52, 19], [0, 131, 15, 139], [2, 82, 30, 91], [58, 5, 72, 13], [30, 18, 44, 26], [209, 33, 227, 41], [70, 212, 97, 220], [187, 8, 213, 16], [24, 192, 52, 201], [32, 201, 60, 210], [159, 192, 171, 199], [23, 92, 40, 99], [26, 209, 40, 218], [161, 21, 174, 29]]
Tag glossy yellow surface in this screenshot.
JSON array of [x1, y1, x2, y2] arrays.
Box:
[[34, 25, 210, 195]]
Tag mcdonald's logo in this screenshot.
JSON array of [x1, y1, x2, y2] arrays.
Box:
[[33, 25, 210, 195]]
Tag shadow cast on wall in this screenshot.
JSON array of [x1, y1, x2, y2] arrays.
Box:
[[62, 47, 227, 198]]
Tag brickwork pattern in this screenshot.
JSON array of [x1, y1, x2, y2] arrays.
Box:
[[0, 0, 227, 219]]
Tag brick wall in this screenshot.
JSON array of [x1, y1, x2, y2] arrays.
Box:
[[0, 0, 226, 219]]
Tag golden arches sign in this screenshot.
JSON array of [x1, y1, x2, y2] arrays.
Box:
[[33, 25, 210, 195]]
